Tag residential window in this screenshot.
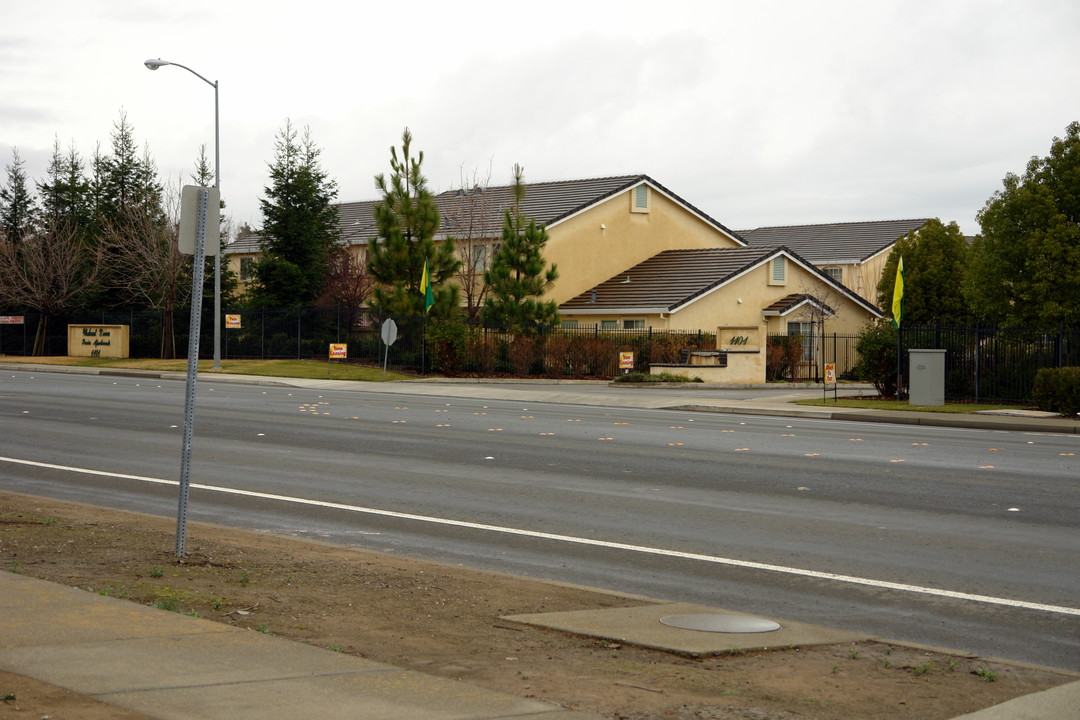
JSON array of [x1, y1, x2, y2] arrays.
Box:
[[562, 319, 579, 329], [471, 244, 487, 272], [622, 319, 645, 330], [600, 320, 618, 330], [787, 321, 815, 362], [630, 184, 650, 213], [823, 267, 842, 284], [240, 257, 255, 280], [770, 256, 786, 284]]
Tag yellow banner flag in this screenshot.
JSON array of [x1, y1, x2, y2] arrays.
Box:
[[891, 256, 905, 328]]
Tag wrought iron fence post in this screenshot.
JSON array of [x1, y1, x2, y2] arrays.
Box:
[[974, 323, 981, 405]]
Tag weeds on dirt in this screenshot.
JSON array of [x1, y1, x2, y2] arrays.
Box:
[[912, 661, 936, 677], [975, 667, 998, 682]]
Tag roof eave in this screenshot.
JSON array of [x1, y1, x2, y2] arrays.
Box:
[[559, 307, 671, 315]]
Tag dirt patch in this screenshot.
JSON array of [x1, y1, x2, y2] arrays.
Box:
[[1, 491, 1073, 720]]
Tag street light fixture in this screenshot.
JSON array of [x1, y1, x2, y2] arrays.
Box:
[[144, 58, 223, 371]]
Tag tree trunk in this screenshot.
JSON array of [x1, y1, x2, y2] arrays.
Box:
[[160, 309, 175, 359], [32, 315, 49, 357]]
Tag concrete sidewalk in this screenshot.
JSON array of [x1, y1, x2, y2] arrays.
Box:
[[0, 571, 604, 720]]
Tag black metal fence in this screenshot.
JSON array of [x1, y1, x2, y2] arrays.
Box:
[[0, 308, 716, 377], [3, 310, 1076, 400], [767, 332, 862, 382], [899, 324, 1080, 403]]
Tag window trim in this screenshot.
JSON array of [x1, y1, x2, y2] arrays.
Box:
[[769, 256, 786, 285], [630, 184, 650, 213]]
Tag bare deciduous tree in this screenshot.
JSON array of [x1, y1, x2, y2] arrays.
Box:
[[103, 182, 191, 358], [0, 219, 103, 356], [445, 165, 498, 321], [316, 246, 374, 331]]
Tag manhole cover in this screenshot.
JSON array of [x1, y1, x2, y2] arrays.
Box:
[[659, 614, 781, 633]]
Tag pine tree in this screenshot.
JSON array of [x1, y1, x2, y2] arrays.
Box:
[[250, 120, 339, 307], [37, 139, 91, 233], [190, 144, 238, 308], [481, 165, 559, 333], [86, 113, 166, 308], [0, 148, 36, 243], [366, 128, 460, 319], [93, 112, 164, 229]]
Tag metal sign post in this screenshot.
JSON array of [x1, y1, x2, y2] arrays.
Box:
[[381, 319, 398, 378], [175, 186, 211, 557], [329, 343, 347, 376], [824, 362, 837, 402]]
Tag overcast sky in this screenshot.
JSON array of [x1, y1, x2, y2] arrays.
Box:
[[3, 0, 1078, 237]]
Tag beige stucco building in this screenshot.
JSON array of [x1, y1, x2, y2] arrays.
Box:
[[738, 219, 929, 303], [224, 174, 893, 381]]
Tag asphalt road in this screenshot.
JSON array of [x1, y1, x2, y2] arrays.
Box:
[[2, 369, 1078, 670]]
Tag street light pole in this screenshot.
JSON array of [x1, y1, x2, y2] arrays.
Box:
[[144, 58, 222, 370]]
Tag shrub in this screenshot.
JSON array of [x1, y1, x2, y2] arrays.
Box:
[[567, 337, 615, 376], [1032, 367, 1080, 417], [766, 335, 803, 381], [426, 321, 469, 375], [506, 336, 539, 375], [542, 335, 571, 377], [853, 321, 898, 397], [613, 372, 703, 383]]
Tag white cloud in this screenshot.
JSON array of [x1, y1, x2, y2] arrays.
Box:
[[2, 0, 1078, 236]]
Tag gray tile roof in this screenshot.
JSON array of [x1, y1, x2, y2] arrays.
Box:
[[762, 293, 835, 317], [738, 219, 930, 263], [559, 246, 780, 312], [226, 175, 744, 253], [559, 246, 882, 317]]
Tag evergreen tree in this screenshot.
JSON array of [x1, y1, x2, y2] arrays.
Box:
[[86, 113, 166, 308], [0, 148, 36, 243], [37, 139, 91, 233], [876, 218, 971, 324], [190, 144, 238, 307], [481, 165, 559, 332], [250, 119, 339, 307], [93, 112, 164, 229], [965, 121, 1080, 325], [366, 128, 460, 319]]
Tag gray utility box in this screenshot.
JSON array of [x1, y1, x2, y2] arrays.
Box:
[[909, 349, 946, 406]]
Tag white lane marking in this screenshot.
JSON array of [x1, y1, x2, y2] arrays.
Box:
[[5, 454, 1078, 618]]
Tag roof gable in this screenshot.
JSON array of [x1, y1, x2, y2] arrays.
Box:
[[739, 219, 930, 263], [763, 293, 835, 317], [559, 246, 882, 318]]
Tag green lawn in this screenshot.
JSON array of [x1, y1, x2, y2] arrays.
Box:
[[0, 356, 414, 382], [794, 396, 1032, 414]]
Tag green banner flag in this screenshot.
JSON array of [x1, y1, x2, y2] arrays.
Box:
[[421, 260, 434, 313]]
